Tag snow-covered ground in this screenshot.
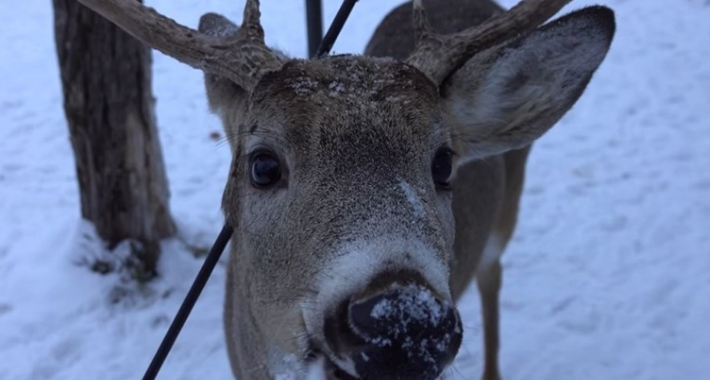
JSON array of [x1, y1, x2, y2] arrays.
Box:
[[1, 0, 708, 379]]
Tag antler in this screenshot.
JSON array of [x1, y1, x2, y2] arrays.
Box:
[[407, 0, 573, 85], [75, 0, 284, 91]]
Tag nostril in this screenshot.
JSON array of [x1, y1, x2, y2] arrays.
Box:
[[324, 299, 369, 356], [348, 293, 390, 339]]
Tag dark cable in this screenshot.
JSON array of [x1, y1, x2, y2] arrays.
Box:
[[316, 0, 358, 58], [305, 0, 323, 58], [141, 224, 233, 380]]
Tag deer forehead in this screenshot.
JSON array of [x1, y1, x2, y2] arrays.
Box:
[[254, 55, 437, 104], [245, 56, 450, 171]]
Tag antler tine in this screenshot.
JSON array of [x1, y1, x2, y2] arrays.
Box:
[[76, 0, 283, 91], [406, 0, 573, 85], [412, 0, 434, 42], [242, 0, 265, 43]]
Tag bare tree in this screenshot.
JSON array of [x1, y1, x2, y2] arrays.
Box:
[[52, 0, 175, 279]]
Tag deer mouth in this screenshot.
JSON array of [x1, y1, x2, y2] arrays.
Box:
[[305, 339, 360, 380], [324, 357, 360, 380], [306, 348, 359, 379]]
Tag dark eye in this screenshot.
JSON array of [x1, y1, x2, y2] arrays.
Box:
[[250, 150, 281, 188], [432, 148, 453, 189]]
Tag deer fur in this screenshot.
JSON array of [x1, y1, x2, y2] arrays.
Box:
[[194, 1, 616, 379]]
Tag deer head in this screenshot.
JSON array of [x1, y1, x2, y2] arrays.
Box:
[[76, 0, 614, 379]]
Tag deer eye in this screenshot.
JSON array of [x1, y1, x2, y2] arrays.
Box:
[[432, 148, 453, 189], [250, 150, 281, 188]]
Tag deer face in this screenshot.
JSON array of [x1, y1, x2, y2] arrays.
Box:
[[198, 3, 615, 377], [203, 4, 615, 376], [219, 57, 462, 380]]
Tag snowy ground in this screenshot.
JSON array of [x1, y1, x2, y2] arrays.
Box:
[[1, 0, 709, 379]]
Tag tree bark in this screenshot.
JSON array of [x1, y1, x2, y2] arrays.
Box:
[[53, 0, 176, 278]]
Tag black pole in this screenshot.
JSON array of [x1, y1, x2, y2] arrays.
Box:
[[141, 224, 233, 380], [316, 0, 358, 58], [305, 0, 323, 58]]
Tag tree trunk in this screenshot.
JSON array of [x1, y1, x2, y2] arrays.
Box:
[[53, 0, 176, 279]]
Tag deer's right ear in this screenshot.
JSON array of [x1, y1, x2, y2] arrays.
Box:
[[441, 6, 615, 163], [199, 13, 248, 115]]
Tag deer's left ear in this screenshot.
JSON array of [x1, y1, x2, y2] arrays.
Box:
[[442, 6, 615, 161]]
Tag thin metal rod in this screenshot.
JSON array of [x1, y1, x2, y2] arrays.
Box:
[[316, 0, 358, 57], [141, 224, 233, 380], [305, 0, 323, 58]]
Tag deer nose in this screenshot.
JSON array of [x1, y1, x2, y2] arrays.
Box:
[[325, 281, 462, 380]]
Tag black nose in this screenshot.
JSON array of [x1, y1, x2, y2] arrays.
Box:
[[344, 285, 462, 380]]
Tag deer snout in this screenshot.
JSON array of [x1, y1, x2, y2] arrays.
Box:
[[323, 273, 462, 380]]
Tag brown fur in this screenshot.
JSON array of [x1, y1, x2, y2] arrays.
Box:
[[201, 1, 615, 379]]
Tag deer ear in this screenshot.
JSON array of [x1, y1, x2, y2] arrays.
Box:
[[442, 6, 615, 161], [199, 13, 248, 115]]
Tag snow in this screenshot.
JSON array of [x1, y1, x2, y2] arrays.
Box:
[[399, 181, 426, 219], [1, 0, 709, 380], [369, 285, 446, 327]]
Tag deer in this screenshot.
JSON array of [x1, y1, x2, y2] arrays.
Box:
[[75, 0, 615, 379]]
